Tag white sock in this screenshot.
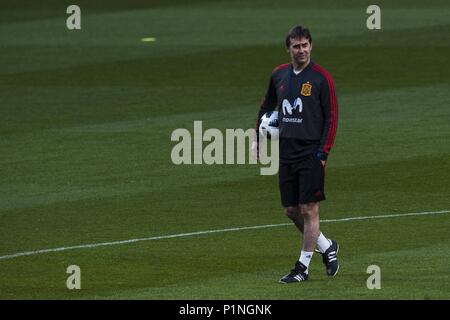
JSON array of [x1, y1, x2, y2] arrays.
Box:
[[298, 251, 313, 273], [316, 232, 332, 253]]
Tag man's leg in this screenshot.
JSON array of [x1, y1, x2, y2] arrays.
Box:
[[288, 202, 319, 276], [284, 206, 304, 233], [284, 205, 331, 253], [299, 202, 320, 252], [279, 204, 318, 283], [280, 202, 336, 283], [279, 205, 308, 283], [300, 202, 339, 276]]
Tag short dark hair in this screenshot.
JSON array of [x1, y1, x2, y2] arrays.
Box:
[[285, 25, 312, 47]]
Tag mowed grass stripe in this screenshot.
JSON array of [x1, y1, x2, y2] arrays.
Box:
[[1, 84, 448, 212], [0, 209, 448, 261]]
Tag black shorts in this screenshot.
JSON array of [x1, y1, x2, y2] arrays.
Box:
[[279, 155, 326, 207]]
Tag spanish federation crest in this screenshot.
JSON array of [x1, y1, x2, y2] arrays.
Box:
[[301, 82, 312, 96]]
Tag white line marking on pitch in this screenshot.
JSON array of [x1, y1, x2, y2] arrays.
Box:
[[0, 209, 449, 261]]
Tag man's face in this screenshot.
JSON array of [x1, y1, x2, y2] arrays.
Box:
[[288, 37, 312, 66]]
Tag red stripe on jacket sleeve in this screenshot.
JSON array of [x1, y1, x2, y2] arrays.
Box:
[[272, 63, 290, 74], [312, 64, 338, 154]]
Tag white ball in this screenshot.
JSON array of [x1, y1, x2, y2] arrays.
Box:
[[259, 111, 279, 140]]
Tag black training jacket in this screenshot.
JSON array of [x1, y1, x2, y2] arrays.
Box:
[[255, 61, 338, 164]]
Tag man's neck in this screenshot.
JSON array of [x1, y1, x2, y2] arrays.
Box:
[[293, 59, 310, 72]]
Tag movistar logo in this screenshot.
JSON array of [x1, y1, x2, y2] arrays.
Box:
[[282, 97, 303, 115]]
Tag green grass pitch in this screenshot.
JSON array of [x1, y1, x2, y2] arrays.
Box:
[[0, 0, 449, 299]]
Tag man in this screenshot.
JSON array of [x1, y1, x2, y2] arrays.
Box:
[[254, 26, 339, 283]]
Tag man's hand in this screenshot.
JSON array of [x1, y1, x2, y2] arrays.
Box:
[[315, 150, 328, 166]]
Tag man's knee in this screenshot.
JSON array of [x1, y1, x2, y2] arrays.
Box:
[[300, 202, 319, 216], [284, 206, 300, 220]]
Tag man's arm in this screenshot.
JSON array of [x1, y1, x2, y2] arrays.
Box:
[[317, 73, 338, 162], [256, 75, 277, 137], [253, 75, 277, 158]]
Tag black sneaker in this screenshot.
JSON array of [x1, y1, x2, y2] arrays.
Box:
[[316, 239, 340, 276], [279, 261, 309, 283]]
